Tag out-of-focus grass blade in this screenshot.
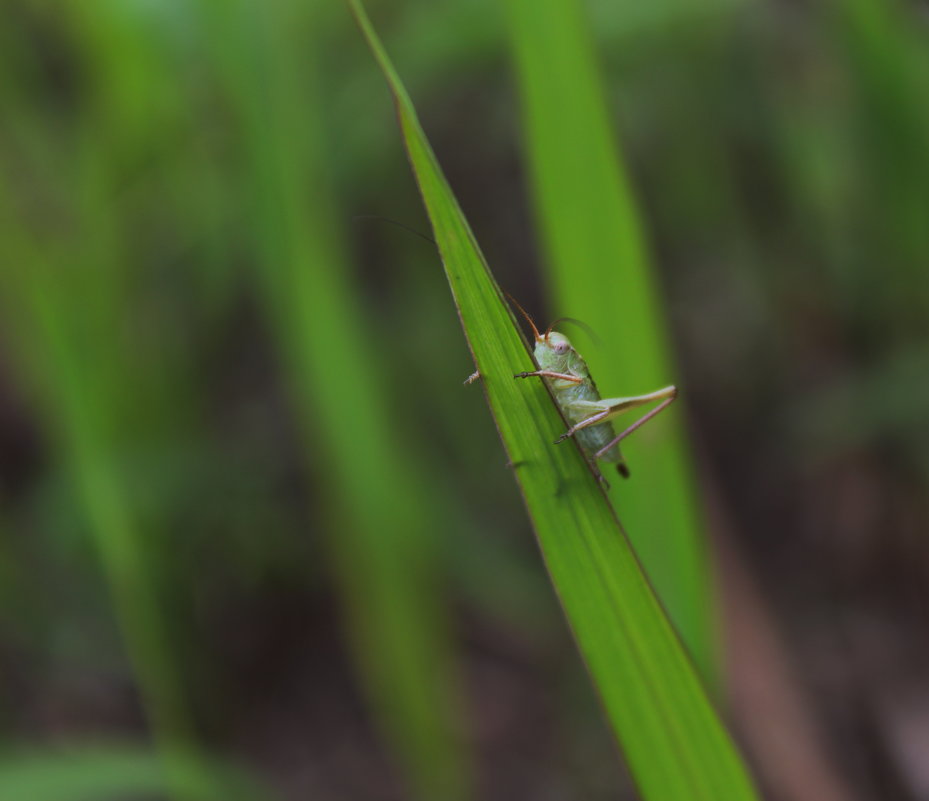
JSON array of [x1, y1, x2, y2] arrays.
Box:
[[505, 0, 715, 680], [0, 218, 199, 800], [0, 3, 198, 769], [0, 745, 270, 801], [202, 2, 469, 799], [348, 3, 759, 798], [832, 0, 929, 296]]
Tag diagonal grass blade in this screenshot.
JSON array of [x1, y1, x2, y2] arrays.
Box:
[[347, 3, 759, 798]]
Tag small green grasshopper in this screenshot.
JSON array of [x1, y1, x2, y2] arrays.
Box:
[[510, 298, 677, 480]]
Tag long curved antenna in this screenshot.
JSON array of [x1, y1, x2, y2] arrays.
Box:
[[352, 215, 437, 247], [544, 316, 601, 347], [503, 290, 542, 342]]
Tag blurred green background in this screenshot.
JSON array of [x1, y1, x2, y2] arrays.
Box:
[[1, 0, 928, 799]]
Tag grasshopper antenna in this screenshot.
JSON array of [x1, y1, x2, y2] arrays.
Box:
[[352, 215, 437, 247], [544, 317, 602, 347], [503, 290, 542, 342]]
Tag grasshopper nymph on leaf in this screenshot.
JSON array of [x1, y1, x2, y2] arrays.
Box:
[[509, 297, 677, 481]]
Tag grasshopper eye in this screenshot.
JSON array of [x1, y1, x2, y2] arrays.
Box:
[[553, 342, 569, 354]]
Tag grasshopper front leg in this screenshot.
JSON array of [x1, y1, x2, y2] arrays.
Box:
[[514, 370, 583, 384]]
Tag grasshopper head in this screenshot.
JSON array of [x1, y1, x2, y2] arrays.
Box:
[[534, 330, 574, 371], [544, 331, 571, 353], [505, 293, 580, 370]]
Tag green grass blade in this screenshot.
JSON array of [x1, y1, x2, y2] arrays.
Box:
[[505, 0, 715, 679], [0, 745, 271, 801], [0, 3, 198, 767], [0, 240, 202, 799], [348, 3, 759, 798]]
